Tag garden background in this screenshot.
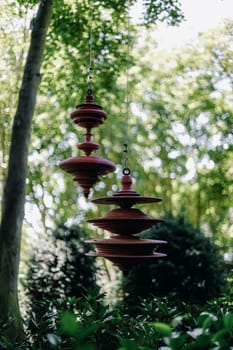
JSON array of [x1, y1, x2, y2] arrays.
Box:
[[0, 0, 232, 348]]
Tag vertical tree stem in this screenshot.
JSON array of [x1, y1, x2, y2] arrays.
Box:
[[0, 0, 53, 341]]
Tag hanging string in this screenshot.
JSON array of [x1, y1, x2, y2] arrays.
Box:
[[123, 2, 131, 176], [88, 1, 93, 94]]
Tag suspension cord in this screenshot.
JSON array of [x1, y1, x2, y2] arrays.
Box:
[[123, 2, 131, 176], [88, 1, 93, 93]]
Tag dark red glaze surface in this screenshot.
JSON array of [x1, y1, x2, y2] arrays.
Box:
[[60, 156, 115, 174], [92, 196, 161, 206], [86, 237, 166, 255], [60, 156, 115, 198], [91, 174, 161, 207], [77, 142, 99, 156], [59, 91, 115, 197], [88, 219, 162, 235], [88, 207, 163, 234], [101, 208, 156, 219], [86, 252, 167, 271], [115, 175, 139, 196], [86, 237, 166, 244], [71, 92, 107, 128], [86, 173, 167, 270]]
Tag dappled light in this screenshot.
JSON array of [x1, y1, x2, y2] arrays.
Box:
[[0, 0, 232, 347]]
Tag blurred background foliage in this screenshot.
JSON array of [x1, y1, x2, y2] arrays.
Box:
[[25, 224, 99, 304], [0, 0, 232, 302], [122, 214, 227, 307]]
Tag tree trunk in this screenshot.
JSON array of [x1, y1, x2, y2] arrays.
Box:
[[196, 173, 202, 229], [0, 0, 53, 341]]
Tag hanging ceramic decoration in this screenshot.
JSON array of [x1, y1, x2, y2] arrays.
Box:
[[59, 90, 116, 198], [86, 169, 166, 271], [59, 10, 116, 198]]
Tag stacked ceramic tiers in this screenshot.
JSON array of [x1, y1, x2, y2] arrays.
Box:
[[86, 173, 167, 271], [59, 91, 115, 198]]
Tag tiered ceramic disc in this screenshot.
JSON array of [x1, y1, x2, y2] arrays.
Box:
[[59, 91, 116, 197], [86, 173, 166, 270]]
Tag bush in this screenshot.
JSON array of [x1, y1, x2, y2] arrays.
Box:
[[2, 291, 232, 349], [24, 295, 233, 350], [25, 224, 99, 305], [122, 214, 227, 305]]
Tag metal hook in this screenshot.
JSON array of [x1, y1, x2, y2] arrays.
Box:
[[123, 167, 131, 175]]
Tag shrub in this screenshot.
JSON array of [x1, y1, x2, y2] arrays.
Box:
[[25, 295, 233, 350], [2, 292, 232, 349], [122, 214, 227, 305], [25, 224, 99, 305]]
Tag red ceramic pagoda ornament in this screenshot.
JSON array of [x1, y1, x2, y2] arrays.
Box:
[[59, 91, 116, 197], [86, 172, 167, 271]]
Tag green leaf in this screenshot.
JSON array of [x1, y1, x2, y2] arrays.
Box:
[[151, 322, 172, 337], [170, 333, 187, 350], [202, 316, 212, 330], [195, 334, 211, 347], [171, 315, 184, 328], [47, 333, 60, 346], [197, 312, 217, 328], [74, 345, 96, 350], [60, 311, 78, 336], [187, 328, 203, 339], [223, 312, 233, 331], [118, 338, 139, 350], [212, 329, 228, 343]]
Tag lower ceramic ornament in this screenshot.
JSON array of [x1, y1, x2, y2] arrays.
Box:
[[86, 173, 167, 271], [86, 236, 167, 271], [86, 252, 166, 271]]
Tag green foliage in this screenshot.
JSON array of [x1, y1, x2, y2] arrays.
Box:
[[4, 2, 230, 252], [0, 0, 29, 197], [122, 214, 227, 305], [1, 0, 184, 231], [142, 0, 184, 26], [15, 295, 233, 349], [2, 1, 233, 348], [25, 224, 99, 305], [151, 310, 233, 350], [26, 292, 128, 350], [44, 299, 233, 350], [132, 23, 233, 248]]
